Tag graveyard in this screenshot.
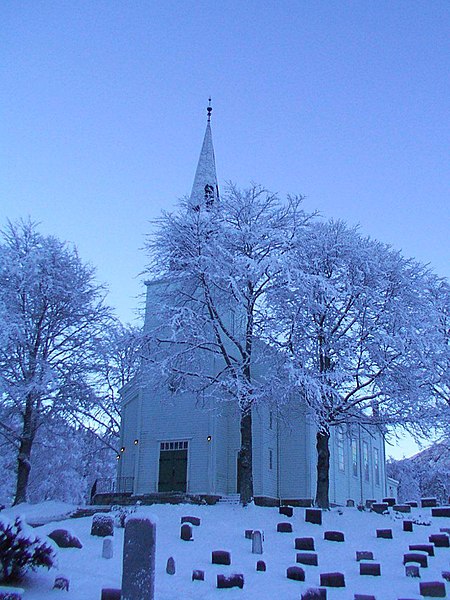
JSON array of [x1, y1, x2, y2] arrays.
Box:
[[2, 500, 450, 599]]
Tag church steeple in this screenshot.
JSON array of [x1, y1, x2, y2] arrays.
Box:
[[189, 99, 219, 211]]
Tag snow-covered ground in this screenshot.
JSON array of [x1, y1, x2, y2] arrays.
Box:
[[2, 501, 450, 599]]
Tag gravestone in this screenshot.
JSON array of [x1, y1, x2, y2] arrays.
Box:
[[346, 499, 355, 507], [296, 552, 318, 566], [354, 595, 376, 600], [245, 529, 253, 539], [324, 530, 345, 542], [419, 581, 446, 597], [405, 564, 420, 577], [91, 514, 114, 537], [180, 523, 192, 541], [277, 522, 293, 533], [432, 507, 450, 518], [371, 503, 389, 515], [101, 590, 121, 600], [53, 576, 69, 591], [365, 499, 376, 509], [320, 572, 345, 587], [217, 574, 244, 589], [286, 566, 305, 581], [410, 544, 434, 556], [421, 498, 438, 508], [305, 509, 322, 525], [181, 516, 201, 526], [256, 560, 266, 571], [404, 521, 414, 532], [403, 552, 428, 568], [122, 517, 156, 600], [376, 529, 393, 539], [356, 551, 374, 561], [359, 562, 381, 576], [383, 497, 396, 506], [102, 537, 113, 559], [192, 570, 204, 581], [279, 505, 293, 517], [251, 530, 263, 554], [394, 504, 411, 513], [301, 588, 327, 599], [406, 501, 418, 508], [295, 537, 315, 551], [166, 557, 175, 575], [442, 571, 450, 582], [48, 529, 82, 548], [429, 534, 450, 547], [212, 550, 231, 565]]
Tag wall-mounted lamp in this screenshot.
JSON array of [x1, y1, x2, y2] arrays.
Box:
[[207, 435, 212, 442], [120, 447, 125, 452], [134, 439, 139, 445], [116, 455, 121, 460]]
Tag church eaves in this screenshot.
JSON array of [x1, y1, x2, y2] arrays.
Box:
[[189, 99, 219, 211]]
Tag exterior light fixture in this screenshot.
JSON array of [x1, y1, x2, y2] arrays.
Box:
[[207, 435, 212, 442], [120, 447, 125, 452], [116, 455, 120, 460], [134, 439, 139, 445]]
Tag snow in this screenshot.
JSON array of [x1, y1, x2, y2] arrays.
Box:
[[2, 502, 450, 599], [1, 501, 76, 526]]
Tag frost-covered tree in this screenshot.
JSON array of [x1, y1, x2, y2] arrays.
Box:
[[143, 185, 313, 504], [269, 220, 441, 508], [0, 220, 112, 505]]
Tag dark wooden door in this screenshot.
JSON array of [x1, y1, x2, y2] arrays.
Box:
[[158, 449, 187, 492]]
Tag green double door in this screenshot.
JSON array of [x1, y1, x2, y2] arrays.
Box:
[[158, 448, 188, 492]]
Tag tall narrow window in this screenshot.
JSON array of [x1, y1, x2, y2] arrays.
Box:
[[363, 441, 369, 482], [269, 449, 273, 470], [351, 438, 358, 477], [337, 427, 345, 472], [269, 411, 273, 430], [374, 447, 380, 486]]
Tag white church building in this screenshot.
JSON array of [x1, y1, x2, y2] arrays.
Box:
[[116, 106, 392, 506]]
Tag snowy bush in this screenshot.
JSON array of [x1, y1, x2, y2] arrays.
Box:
[[111, 505, 136, 528], [0, 517, 55, 583]]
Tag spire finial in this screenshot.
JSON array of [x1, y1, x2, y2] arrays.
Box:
[[207, 97, 212, 123]]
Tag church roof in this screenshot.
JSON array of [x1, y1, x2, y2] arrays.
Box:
[[189, 100, 219, 210]]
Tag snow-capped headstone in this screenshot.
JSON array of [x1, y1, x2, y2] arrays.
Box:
[[359, 562, 381, 576], [432, 507, 450, 517], [404, 520, 414, 532], [102, 537, 113, 559], [245, 529, 253, 539], [91, 514, 114, 537], [346, 499, 355, 507], [53, 576, 69, 591], [403, 552, 428, 568], [296, 552, 318, 566], [305, 509, 322, 525], [356, 551, 373, 561], [217, 574, 244, 589], [405, 563, 420, 577], [279, 505, 293, 517], [301, 589, 327, 600], [319, 572, 346, 587], [371, 503, 389, 515], [419, 581, 446, 597], [421, 497, 438, 508], [429, 533, 450, 547], [286, 566, 305, 581], [277, 522, 293, 533], [122, 516, 156, 600], [324, 530, 344, 542], [166, 557, 175, 575], [251, 530, 263, 554], [295, 537, 315, 551], [410, 544, 434, 556], [48, 529, 82, 549], [192, 569, 204, 581], [256, 560, 266, 571], [181, 516, 200, 526], [376, 529, 392, 539], [212, 550, 231, 565], [180, 523, 192, 541]]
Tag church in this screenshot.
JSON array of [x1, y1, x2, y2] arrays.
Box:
[[116, 106, 393, 506]]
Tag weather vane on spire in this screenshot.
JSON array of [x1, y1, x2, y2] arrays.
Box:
[[207, 97, 212, 122]]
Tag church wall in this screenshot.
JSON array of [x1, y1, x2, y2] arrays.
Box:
[[278, 406, 311, 500], [117, 388, 139, 486]]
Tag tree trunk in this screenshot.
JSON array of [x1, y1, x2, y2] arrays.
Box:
[[238, 409, 253, 505], [315, 428, 330, 509], [14, 435, 33, 505]]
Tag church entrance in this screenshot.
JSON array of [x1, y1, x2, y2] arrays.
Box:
[[158, 441, 188, 493]]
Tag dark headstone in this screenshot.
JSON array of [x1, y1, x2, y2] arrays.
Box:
[[295, 537, 315, 551], [324, 530, 345, 542], [91, 514, 114, 538], [371, 503, 389, 515], [419, 581, 446, 597], [406, 501, 419, 508], [181, 516, 201, 526], [217, 574, 244, 589], [53, 576, 69, 591], [320, 572, 345, 587], [404, 521, 414, 532], [212, 550, 231, 565], [421, 498, 438, 508], [346, 499, 355, 507], [166, 556, 175, 575], [245, 529, 253, 539], [102, 537, 113, 559], [180, 523, 193, 541], [442, 571, 450, 582], [439, 527, 450, 534], [433, 507, 450, 517], [286, 566, 306, 581], [192, 570, 204, 581], [305, 508, 322, 525], [122, 517, 156, 600], [277, 522, 293, 533], [359, 562, 381, 576], [101, 589, 121, 600], [296, 552, 318, 566], [279, 505, 294, 517], [429, 534, 450, 547], [354, 595, 376, 600], [410, 544, 435, 556], [405, 564, 420, 578], [48, 529, 83, 549], [365, 499, 376, 509], [256, 560, 266, 572], [394, 504, 411, 513], [383, 497, 396, 506], [403, 552, 428, 568], [251, 530, 263, 554], [376, 529, 393, 539], [356, 551, 374, 561], [301, 589, 327, 600]]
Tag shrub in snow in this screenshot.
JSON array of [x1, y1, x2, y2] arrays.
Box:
[[412, 514, 432, 526], [0, 587, 24, 599], [111, 505, 136, 528], [48, 529, 82, 549], [0, 517, 55, 583], [90, 514, 114, 537]]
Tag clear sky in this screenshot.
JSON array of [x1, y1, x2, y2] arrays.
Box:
[[1, 2, 449, 457]]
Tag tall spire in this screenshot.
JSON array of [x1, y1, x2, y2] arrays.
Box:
[[189, 99, 219, 211]]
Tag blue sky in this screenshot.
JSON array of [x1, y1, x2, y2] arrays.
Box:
[[1, 2, 449, 456]]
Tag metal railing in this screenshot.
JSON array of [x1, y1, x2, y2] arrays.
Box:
[[96, 477, 135, 494]]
